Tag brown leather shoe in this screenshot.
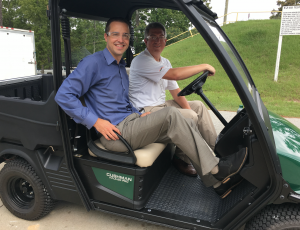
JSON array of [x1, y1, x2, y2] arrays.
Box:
[[172, 157, 197, 177]]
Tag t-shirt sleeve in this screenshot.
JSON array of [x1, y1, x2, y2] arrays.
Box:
[[130, 52, 171, 83], [163, 59, 179, 90], [166, 80, 179, 90]]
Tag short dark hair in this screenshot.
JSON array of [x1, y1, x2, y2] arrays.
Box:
[[105, 17, 130, 34], [144, 22, 167, 39]]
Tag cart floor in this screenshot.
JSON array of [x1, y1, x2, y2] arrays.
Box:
[[146, 166, 256, 223]]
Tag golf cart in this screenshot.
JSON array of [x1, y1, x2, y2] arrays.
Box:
[[0, 0, 300, 229]]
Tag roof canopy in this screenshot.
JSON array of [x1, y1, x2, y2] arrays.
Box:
[[59, 0, 180, 21]]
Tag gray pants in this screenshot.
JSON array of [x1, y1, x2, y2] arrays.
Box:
[[144, 100, 217, 164], [101, 107, 219, 187]]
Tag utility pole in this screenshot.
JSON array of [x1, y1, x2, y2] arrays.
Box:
[[93, 20, 96, 53], [223, 0, 229, 25], [0, 0, 3, 27], [135, 10, 139, 27]]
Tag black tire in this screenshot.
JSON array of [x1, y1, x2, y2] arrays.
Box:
[[0, 158, 55, 220], [245, 203, 300, 230]]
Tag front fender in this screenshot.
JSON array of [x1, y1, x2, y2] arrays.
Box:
[[269, 111, 300, 194], [0, 143, 57, 199]]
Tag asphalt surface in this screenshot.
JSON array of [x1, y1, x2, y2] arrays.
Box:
[[0, 111, 299, 230]]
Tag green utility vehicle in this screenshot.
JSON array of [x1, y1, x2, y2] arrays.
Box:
[[0, 0, 300, 229]]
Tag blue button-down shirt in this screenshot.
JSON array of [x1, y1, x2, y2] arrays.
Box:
[[55, 48, 140, 129]]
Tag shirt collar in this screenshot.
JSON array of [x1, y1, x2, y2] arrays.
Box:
[[103, 47, 126, 66], [144, 48, 161, 63]]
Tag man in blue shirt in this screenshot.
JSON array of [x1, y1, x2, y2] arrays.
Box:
[[55, 18, 248, 199]]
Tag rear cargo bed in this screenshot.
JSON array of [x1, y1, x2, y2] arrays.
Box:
[[0, 75, 62, 150]]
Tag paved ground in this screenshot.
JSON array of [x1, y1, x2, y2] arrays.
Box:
[[0, 111, 299, 230]]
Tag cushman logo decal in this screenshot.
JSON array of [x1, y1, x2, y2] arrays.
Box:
[[106, 173, 133, 183]]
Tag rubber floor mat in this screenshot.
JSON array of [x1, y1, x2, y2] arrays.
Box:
[[146, 166, 256, 223]]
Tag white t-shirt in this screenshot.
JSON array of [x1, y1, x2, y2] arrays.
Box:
[[129, 49, 179, 111]]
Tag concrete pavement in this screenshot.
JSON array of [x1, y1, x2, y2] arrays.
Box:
[[0, 111, 299, 230]]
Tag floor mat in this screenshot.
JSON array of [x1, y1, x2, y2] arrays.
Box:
[[145, 166, 256, 223]]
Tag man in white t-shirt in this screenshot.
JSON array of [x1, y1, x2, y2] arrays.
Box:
[[129, 22, 217, 177]]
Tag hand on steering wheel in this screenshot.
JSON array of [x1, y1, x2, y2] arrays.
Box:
[[177, 71, 210, 97]]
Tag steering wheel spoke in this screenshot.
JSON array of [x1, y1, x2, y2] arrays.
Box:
[[177, 71, 209, 97]]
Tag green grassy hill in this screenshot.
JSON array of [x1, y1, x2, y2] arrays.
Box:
[[162, 20, 300, 117]]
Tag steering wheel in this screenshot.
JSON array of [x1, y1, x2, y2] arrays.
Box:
[[177, 71, 209, 97]]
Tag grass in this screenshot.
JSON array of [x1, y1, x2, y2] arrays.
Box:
[[162, 20, 300, 117]]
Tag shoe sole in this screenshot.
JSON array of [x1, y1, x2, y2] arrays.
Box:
[[221, 147, 248, 184], [220, 179, 244, 199]]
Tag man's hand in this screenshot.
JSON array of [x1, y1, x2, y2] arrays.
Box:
[[93, 118, 121, 141], [205, 64, 216, 76], [140, 112, 151, 117]]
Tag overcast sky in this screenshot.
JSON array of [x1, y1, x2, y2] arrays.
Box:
[[210, 0, 279, 24]]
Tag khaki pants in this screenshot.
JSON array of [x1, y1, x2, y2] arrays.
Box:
[[144, 100, 217, 164], [101, 107, 219, 187]]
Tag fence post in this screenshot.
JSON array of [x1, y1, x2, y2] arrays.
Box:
[[189, 29, 193, 37], [274, 36, 283, 82], [236, 13, 239, 22]]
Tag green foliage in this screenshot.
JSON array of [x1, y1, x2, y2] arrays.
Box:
[[2, 0, 28, 29], [131, 8, 191, 54], [163, 20, 300, 117], [69, 18, 106, 66], [1, 0, 213, 70], [270, 0, 300, 19], [19, 0, 51, 70], [131, 0, 211, 55]]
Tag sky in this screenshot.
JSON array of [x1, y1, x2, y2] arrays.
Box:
[[210, 0, 279, 25]]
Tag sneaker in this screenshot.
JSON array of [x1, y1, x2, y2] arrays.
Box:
[[214, 147, 248, 184], [214, 174, 244, 199]]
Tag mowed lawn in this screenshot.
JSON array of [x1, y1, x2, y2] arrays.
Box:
[[162, 20, 300, 117]]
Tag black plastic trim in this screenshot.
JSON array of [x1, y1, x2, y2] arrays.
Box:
[[92, 201, 216, 230], [87, 131, 137, 165], [88, 140, 137, 165], [0, 112, 56, 127]]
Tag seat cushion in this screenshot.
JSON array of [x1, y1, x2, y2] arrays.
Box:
[[88, 140, 166, 167]]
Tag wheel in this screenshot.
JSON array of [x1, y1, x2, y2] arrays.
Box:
[[245, 203, 300, 230], [0, 158, 55, 220], [177, 70, 209, 97]]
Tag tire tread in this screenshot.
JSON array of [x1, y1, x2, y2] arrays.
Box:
[[0, 158, 55, 220], [245, 203, 300, 230]]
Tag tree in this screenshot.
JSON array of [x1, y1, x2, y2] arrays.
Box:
[[270, 0, 300, 19], [1, 0, 29, 29], [19, 0, 52, 72], [69, 18, 106, 66]]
